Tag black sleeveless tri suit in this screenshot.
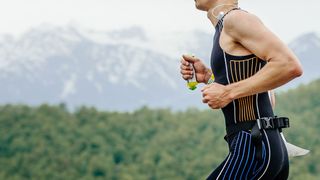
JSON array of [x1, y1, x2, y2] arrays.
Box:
[[205, 9, 289, 180]]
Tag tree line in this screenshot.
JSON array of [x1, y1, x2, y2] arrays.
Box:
[[1, 79, 320, 179]]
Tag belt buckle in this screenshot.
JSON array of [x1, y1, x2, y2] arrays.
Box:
[[257, 117, 274, 129], [283, 117, 290, 128]]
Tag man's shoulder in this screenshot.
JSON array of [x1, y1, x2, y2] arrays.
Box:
[[223, 9, 264, 38]]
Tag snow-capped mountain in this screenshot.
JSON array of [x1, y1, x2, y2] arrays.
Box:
[[0, 25, 319, 110], [0, 25, 212, 110]]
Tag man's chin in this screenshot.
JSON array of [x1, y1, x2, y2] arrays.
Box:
[[195, 4, 207, 11], [195, 3, 201, 9]]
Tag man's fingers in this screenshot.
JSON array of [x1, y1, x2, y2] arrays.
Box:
[[180, 58, 190, 66], [183, 75, 192, 80], [202, 91, 208, 98], [180, 70, 193, 75], [180, 64, 191, 71], [208, 102, 219, 109], [202, 98, 207, 103], [201, 84, 212, 92], [202, 95, 209, 103], [201, 85, 208, 92], [182, 54, 199, 63]]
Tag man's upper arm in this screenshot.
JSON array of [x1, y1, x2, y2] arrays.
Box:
[[223, 10, 295, 62]]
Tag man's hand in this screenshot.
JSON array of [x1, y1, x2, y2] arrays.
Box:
[[180, 54, 211, 84], [201, 83, 233, 109]]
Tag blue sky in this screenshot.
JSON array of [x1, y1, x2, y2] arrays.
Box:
[[0, 0, 318, 42]]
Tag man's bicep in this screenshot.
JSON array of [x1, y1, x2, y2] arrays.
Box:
[[238, 25, 287, 61], [225, 12, 288, 61]]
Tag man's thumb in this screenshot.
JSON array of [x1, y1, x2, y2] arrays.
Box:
[[182, 54, 199, 63]]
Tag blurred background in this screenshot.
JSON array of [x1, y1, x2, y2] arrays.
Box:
[[0, 0, 319, 179]]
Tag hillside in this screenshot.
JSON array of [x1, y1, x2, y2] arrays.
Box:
[[275, 79, 320, 179], [0, 79, 319, 179]]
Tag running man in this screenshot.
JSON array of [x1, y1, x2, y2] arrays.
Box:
[[180, 0, 303, 179]]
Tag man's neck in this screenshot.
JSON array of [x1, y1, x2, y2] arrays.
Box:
[[207, 4, 238, 27]]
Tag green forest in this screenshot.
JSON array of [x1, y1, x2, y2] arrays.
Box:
[[1, 79, 320, 180]]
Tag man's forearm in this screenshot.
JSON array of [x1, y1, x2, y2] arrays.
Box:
[[226, 60, 302, 100]]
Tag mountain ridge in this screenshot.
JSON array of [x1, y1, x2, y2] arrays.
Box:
[[0, 25, 319, 110]]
